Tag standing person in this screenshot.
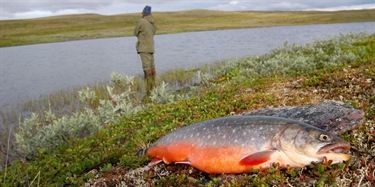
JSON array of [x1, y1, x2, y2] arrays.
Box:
[[134, 5, 156, 97]]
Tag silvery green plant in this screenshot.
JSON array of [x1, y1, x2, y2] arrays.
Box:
[[98, 86, 142, 124], [150, 82, 176, 104], [15, 109, 102, 159], [111, 72, 137, 94], [78, 87, 97, 109], [195, 70, 214, 87], [217, 32, 368, 80], [175, 93, 190, 101], [78, 87, 96, 103], [14, 72, 144, 159], [148, 80, 191, 104], [14, 113, 40, 159]]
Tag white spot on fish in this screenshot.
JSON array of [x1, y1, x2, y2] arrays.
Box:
[[243, 132, 247, 136], [208, 135, 211, 139], [190, 134, 193, 138], [213, 141, 217, 145], [260, 127, 263, 130], [234, 139, 238, 143], [251, 138, 255, 141], [232, 129, 236, 133], [223, 135, 226, 139]]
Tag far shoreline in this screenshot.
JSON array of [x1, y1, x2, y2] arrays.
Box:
[[1, 9, 374, 47]]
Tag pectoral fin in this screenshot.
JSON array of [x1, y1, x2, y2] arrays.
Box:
[[239, 150, 275, 166]]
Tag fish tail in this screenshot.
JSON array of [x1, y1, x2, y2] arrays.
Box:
[[135, 148, 147, 157]]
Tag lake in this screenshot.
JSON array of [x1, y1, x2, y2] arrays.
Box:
[[0, 22, 374, 109]]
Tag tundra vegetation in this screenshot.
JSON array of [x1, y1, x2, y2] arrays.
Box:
[[0, 9, 374, 186], [0, 31, 374, 186]]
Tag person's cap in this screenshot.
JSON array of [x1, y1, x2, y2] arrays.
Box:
[[143, 5, 151, 15]]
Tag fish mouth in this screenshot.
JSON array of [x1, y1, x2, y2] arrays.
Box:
[[318, 143, 350, 154]]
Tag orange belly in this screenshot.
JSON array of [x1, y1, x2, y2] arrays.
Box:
[[147, 142, 259, 174]]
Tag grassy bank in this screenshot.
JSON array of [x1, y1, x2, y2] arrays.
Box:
[[0, 9, 374, 47], [1, 32, 374, 186]]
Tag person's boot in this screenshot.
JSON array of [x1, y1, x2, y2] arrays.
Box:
[[143, 69, 151, 80], [150, 68, 156, 90], [151, 68, 156, 76], [144, 69, 155, 92]]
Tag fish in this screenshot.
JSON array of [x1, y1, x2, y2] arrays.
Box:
[[242, 101, 365, 135], [146, 116, 350, 174]]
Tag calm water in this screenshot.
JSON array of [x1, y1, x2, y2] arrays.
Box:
[[0, 22, 374, 109]]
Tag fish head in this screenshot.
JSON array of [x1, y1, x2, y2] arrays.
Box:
[[278, 124, 350, 166]]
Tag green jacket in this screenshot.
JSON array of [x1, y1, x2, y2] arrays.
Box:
[[134, 15, 156, 53]]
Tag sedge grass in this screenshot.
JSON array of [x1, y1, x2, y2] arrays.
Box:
[[1, 9, 374, 47]]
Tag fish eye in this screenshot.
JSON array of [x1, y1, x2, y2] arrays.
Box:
[[319, 134, 331, 142]]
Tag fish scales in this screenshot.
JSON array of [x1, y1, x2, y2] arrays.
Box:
[[146, 116, 350, 174], [155, 116, 287, 149]]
